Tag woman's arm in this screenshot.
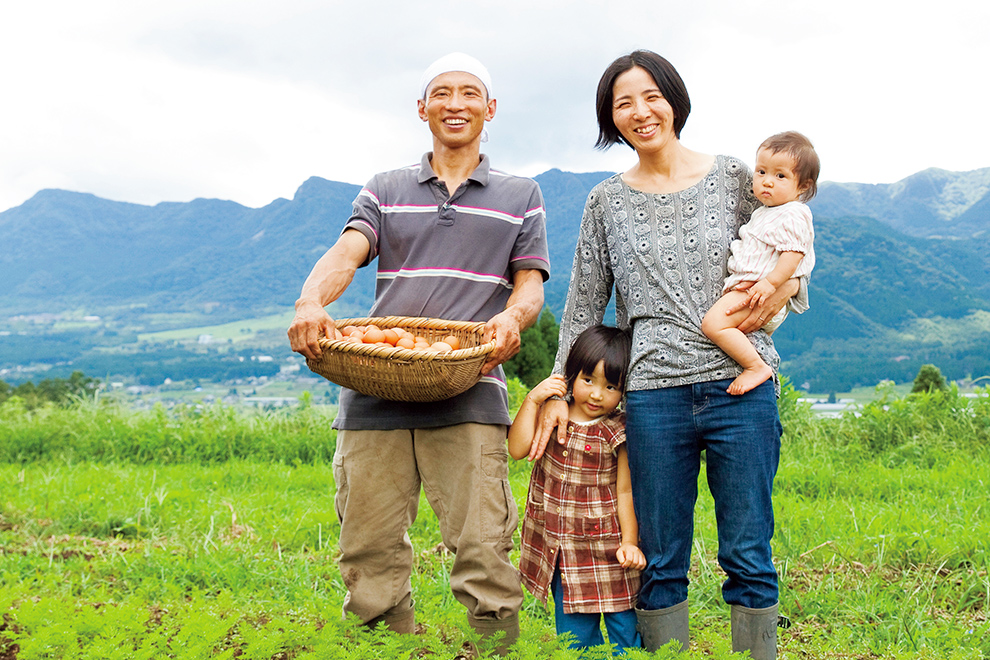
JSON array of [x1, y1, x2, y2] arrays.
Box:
[[507, 375, 568, 460], [553, 192, 614, 377], [535, 190, 614, 457], [614, 445, 646, 570]]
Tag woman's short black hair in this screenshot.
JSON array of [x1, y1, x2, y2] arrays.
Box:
[[564, 325, 633, 391], [595, 50, 691, 150]]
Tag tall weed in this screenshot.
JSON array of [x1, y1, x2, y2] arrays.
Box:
[[0, 398, 337, 464]]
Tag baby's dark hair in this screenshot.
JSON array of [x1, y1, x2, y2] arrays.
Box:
[[563, 325, 633, 391]]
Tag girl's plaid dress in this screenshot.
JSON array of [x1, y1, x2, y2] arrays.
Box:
[[518, 411, 640, 613]]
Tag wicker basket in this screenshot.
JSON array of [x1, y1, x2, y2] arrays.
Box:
[[305, 316, 496, 402]]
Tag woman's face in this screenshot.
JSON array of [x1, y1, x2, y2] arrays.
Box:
[[611, 66, 677, 153]]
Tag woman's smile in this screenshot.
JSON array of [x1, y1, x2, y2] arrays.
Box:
[[611, 66, 676, 150]]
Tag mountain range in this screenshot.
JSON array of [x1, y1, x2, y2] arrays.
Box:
[[2, 165, 989, 392]]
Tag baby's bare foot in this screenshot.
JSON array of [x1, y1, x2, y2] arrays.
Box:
[[727, 363, 773, 395]]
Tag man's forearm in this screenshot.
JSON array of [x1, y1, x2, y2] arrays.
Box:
[[503, 269, 545, 330], [295, 229, 370, 308]]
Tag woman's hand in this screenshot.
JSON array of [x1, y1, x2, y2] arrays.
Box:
[[738, 278, 777, 310], [530, 398, 569, 462], [616, 543, 647, 570], [732, 278, 799, 334]]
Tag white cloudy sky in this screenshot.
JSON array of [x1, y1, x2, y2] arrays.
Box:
[[1, 0, 987, 213]]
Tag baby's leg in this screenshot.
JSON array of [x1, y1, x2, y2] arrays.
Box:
[[701, 291, 773, 395]]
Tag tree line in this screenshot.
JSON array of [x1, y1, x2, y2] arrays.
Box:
[[0, 371, 100, 409]]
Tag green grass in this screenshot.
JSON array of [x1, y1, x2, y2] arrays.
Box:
[[1, 386, 989, 658]]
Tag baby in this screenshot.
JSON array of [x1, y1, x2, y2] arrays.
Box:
[[702, 131, 819, 395]]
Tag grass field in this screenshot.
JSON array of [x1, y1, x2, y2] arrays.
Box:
[[1, 384, 989, 658], [136, 310, 298, 344]]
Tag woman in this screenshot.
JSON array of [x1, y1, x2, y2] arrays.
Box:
[[534, 50, 805, 659]]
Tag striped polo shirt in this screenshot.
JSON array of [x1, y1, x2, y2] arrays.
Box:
[[333, 152, 550, 430]]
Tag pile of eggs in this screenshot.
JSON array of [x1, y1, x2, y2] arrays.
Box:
[[332, 324, 462, 353]]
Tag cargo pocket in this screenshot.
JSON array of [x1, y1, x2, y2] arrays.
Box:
[[481, 447, 518, 542], [332, 452, 347, 524]]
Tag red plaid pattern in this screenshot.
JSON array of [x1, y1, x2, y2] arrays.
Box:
[[518, 412, 640, 613]]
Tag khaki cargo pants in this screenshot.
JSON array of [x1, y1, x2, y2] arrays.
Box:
[[333, 423, 523, 624]]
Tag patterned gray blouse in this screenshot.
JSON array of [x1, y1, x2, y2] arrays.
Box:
[[555, 155, 806, 393]]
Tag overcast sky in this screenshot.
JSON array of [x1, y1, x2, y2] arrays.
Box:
[[1, 1, 987, 213]]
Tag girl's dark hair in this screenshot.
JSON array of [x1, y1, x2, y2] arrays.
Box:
[[595, 49, 691, 150], [564, 325, 633, 391]]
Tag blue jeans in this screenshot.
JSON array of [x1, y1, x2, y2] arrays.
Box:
[[625, 379, 781, 610], [551, 566, 641, 655]]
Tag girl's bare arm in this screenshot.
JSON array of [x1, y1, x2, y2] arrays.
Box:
[[614, 445, 646, 569]]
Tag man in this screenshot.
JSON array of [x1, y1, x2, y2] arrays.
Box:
[[287, 53, 549, 654]]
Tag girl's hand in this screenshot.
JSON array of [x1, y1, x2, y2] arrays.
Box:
[[527, 375, 568, 406], [616, 543, 647, 570]]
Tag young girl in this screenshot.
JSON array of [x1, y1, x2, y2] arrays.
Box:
[[509, 325, 646, 654], [702, 130, 819, 395]]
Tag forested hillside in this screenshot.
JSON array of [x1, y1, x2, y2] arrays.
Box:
[[2, 166, 989, 391]]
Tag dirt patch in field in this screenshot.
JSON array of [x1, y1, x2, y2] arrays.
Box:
[[0, 533, 145, 562]]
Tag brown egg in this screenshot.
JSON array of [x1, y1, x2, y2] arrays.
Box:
[[442, 335, 461, 350], [340, 325, 359, 337], [362, 325, 386, 344], [396, 336, 415, 350], [431, 341, 453, 352]]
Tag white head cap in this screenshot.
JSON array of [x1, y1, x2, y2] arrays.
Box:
[[419, 52, 493, 100]]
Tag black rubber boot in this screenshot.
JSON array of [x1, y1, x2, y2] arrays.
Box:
[[467, 612, 520, 657], [730, 603, 778, 659], [636, 599, 689, 653]]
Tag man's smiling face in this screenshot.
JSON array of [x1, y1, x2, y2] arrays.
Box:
[[417, 71, 495, 150]]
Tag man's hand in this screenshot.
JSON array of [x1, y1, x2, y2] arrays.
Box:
[[481, 308, 523, 374], [530, 398, 569, 462], [287, 301, 336, 360], [480, 269, 544, 374], [286, 229, 370, 359], [732, 278, 799, 334]]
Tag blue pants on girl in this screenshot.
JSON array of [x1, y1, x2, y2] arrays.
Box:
[[551, 566, 641, 655]]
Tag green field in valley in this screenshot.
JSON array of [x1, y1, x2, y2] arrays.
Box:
[[1, 384, 989, 659]]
